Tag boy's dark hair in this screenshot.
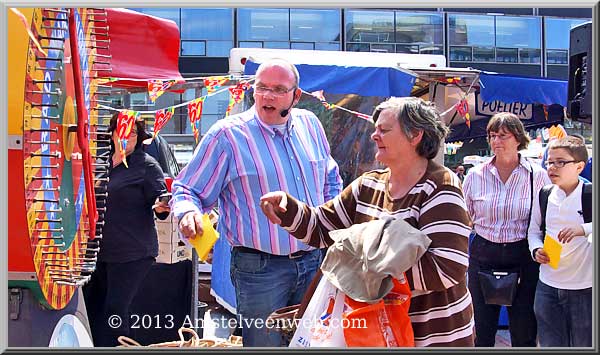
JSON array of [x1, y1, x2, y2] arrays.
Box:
[[548, 136, 589, 163]]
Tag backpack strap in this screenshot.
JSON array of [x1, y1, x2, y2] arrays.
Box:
[[539, 185, 554, 236], [581, 183, 592, 223]]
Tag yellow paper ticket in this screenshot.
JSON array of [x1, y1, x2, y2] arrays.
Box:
[[543, 234, 562, 269], [188, 213, 219, 262]]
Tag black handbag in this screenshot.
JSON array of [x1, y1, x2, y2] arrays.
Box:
[[477, 270, 520, 306]]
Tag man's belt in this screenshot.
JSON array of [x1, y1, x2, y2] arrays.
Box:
[[233, 246, 312, 259]]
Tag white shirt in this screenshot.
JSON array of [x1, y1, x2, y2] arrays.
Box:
[[463, 155, 550, 243], [527, 181, 593, 289]]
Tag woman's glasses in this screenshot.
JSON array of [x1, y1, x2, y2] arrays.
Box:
[[487, 133, 512, 141]]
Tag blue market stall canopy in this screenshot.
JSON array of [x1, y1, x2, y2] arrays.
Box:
[[447, 72, 568, 142], [244, 59, 416, 98], [479, 72, 568, 107]]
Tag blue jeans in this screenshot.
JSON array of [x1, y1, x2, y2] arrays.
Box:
[[534, 281, 592, 347], [230, 247, 323, 347]]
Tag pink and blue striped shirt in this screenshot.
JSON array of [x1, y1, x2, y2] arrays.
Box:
[[172, 106, 342, 255], [463, 155, 551, 243]]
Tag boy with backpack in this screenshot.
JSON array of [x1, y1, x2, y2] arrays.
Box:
[[527, 136, 592, 347]]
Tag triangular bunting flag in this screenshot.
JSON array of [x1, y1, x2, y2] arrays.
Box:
[[188, 97, 205, 143], [225, 81, 251, 116], [455, 98, 471, 128], [204, 75, 231, 94], [148, 79, 178, 103], [152, 107, 175, 139], [116, 110, 139, 168]]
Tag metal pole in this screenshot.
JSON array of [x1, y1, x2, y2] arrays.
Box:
[[191, 249, 199, 332]]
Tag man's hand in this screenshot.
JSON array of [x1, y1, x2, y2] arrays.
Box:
[[534, 248, 550, 264], [260, 191, 288, 225], [178, 211, 204, 240], [557, 226, 585, 243]]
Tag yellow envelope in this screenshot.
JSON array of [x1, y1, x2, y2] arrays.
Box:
[[543, 234, 562, 269], [188, 213, 219, 262]]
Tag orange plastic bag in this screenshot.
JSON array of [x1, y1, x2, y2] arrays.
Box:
[[342, 276, 414, 347]]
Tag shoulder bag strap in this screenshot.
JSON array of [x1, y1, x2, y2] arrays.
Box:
[[525, 168, 534, 238], [539, 185, 554, 236], [582, 183, 593, 223]]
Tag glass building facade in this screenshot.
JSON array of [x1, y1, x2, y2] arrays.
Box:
[[127, 7, 591, 140]]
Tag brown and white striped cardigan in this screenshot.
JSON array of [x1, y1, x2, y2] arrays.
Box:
[[277, 161, 475, 347]]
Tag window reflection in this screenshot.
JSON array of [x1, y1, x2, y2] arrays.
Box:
[[179, 8, 234, 57], [345, 10, 442, 54], [395, 12, 443, 45], [238, 8, 289, 41], [496, 16, 540, 48], [449, 14, 494, 46], [290, 9, 340, 42], [181, 8, 233, 40], [519, 48, 541, 64], [130, 8, 180, 28], [473, 46, 495, 62], [181, 41, 206, 56], [496, 47, 518, 63], [449, 46, 472, 61], [345, 10, 394, 43], [545, 17, 588, 49], [547, 49, 569, 64]]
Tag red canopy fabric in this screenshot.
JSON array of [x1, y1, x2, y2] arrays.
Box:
[[96, 8, 183, 88]]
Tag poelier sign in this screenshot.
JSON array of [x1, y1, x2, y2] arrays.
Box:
[[475, 92, 533, 120]]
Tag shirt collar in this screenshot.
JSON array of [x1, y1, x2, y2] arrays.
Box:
[[551, 179, 584, 202], [252, 105, 296, 138], [487, 153, 534, 173]]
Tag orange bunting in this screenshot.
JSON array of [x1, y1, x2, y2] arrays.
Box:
[[225, 82, 251, 116], [204, 75, 231, 94], [455, 99, 470, 128], [188, 97, 205, 143], [148, 79, 178, 103], [152, 107, 175, 138], [116, 110, 139, 168]]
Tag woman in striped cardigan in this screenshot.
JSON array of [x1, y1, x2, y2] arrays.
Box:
[[261, 97, 474, 347]]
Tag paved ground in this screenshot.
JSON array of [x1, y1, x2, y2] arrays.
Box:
[[201, 302, 514, 347]]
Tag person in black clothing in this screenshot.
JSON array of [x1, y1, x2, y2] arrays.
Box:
[[83, 113, 170, 347]]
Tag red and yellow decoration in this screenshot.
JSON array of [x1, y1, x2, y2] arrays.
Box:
[[9, 7, 104, 310], [204, 75, 231, 94], [116, 110, 139, 168], [225, 81, 251, 116], [455, 98, 471, 128], [188, 97, 205, 143], [148, 79, 179, 103]]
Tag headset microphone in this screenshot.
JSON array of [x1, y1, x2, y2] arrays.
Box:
[[279, 93, 297, 118]]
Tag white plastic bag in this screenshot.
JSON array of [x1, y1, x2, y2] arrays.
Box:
[[289, 278, 347, 348]]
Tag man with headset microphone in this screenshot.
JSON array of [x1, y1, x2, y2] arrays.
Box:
[[171, 58, 342, 347]]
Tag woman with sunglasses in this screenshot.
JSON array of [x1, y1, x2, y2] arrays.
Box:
[[463, 112, 550, 347]]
